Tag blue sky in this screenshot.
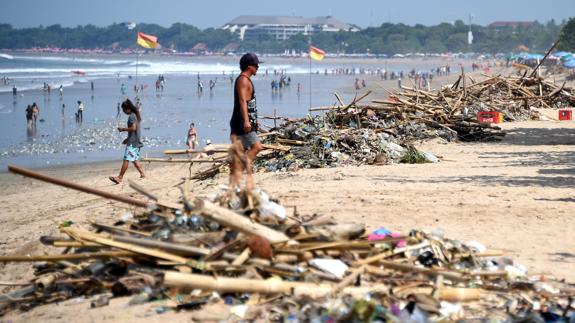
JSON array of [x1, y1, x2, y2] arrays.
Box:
[[1, 0, 573, 29]]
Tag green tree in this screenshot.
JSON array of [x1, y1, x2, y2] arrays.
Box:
[[558, 17, 575, 51], [0, 20, 565, 55]]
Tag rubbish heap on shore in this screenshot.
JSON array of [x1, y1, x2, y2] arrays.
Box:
[[158, 71, 574, 176], [2, 165, 574, 321]]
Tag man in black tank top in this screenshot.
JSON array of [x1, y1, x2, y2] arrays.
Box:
[[230, 53, 263, 157]]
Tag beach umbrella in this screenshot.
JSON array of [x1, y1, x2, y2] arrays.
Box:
[[553, 51, 571, 58], [526, 53, 544, 60], [563, 59, 575, 69], [560, 54, 574, 61]]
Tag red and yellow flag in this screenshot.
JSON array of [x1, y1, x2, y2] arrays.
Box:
[[137, 32, 159, 49], [310, 45, 325, 61]]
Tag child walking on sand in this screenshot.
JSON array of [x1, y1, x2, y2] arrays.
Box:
[[109, 99, 145, 184]]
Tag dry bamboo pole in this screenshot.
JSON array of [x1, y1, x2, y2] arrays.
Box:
[[52, 241, 102, 248], [347, 90, 372, 107], [333, 265, 366, 294], [164, 148, 228, 155], [128, 180, 158, 201], [353, 251, 393, 266], [8, 165, 149, 208], [292, 237, 408, 252], [275, 138, 306, 146], [90, 221, 152, 237], [163, 271, 329, 294], [112, 235, 327, 278], [366, 262, 468, 283], [165, 144, 289, 155], [529, 40, 559, 78], [142, 157, 220, 163], [195, 199, 293, 245], [334, 92, 346, 106], [436, 287, 482, 302], [0, 281, 33, 287], [230, 248, 251, 266], [113, 234, 210, 257], [62, 228, 209, 270], [0, 251, 133, 262]]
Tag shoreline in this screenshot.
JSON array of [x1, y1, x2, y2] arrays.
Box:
[[0, 57, 490, 172]]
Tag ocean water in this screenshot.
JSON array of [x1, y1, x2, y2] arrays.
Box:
[[0, 53, 450, 170]]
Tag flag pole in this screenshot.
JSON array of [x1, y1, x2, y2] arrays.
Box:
[[308, 34, 312, 113], [135, 35, 139, 98]]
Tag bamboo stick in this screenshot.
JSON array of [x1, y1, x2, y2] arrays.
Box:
[[366, 262, 468, 283], [52, 241, 102, 248], [195, 199, 293, 245], [8, 165, 149, 208], [142, 157, 220, 163], [128, 180, 158, 201], [163, 271, 328, 294], [90, 222, 152, 237], [0, 251, 133, 262], [436, 287, 481, 302], [62, 228, 209, 270], [333, 266, 365, 294]]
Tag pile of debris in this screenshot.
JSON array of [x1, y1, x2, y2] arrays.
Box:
[[163, 74, 574, 176], [2, 166, 574, 321], [383, 73, 574, 121], [255, 72, 575, 170]]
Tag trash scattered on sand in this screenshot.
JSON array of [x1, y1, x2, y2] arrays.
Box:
[[2, 164, 574, 321]]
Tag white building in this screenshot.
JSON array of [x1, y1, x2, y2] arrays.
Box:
[[222, 15, 360, 41]]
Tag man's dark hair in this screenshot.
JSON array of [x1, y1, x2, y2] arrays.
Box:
[[240, 63, 249, 72]]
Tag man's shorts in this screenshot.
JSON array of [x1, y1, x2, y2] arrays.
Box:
[[123, 144, 141, 162], [237, 131, 260, 150]]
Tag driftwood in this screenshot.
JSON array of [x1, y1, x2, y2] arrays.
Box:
[[8, 165, 149, 208], [195, 199, 293, 245], [163, 271, 325, 294], [142, 157, 221, 163], [0, 251, 133, 262], [62, 228, 209, 270]]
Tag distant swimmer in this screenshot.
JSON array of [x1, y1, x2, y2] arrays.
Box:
[[12, 85, 17, 96]]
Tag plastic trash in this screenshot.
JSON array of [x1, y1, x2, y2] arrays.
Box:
[[422, 151, 439, 163], [465, 240, 487, 253], [258, 200, 287, 222], [230, 305, 249, 319], [310, 258, 349, 279], [505, 265, 527, 279]]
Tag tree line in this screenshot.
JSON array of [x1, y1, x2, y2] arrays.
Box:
[[0, 18, 572, 54]]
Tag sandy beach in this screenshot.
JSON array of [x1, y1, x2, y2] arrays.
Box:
[[1, 60, 574, 321], [1, 117, 574, 322]]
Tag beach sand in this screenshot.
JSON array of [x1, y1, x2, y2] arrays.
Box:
[[1, 64, 574, 321]]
